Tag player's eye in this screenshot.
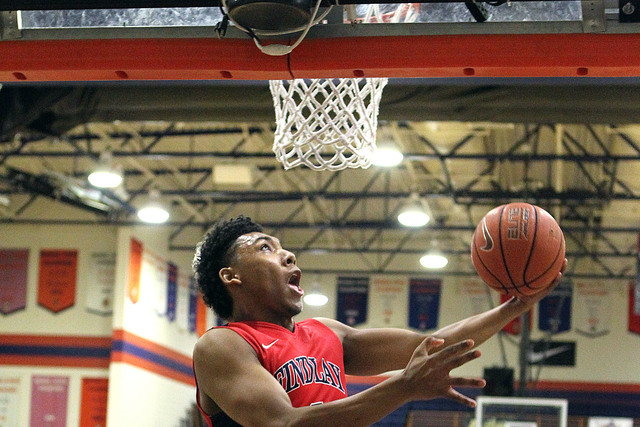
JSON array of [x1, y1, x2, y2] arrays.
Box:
[[260, 243, 272, 251]]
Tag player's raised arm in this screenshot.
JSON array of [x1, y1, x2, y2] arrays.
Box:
[[314, 262, 564, 377]]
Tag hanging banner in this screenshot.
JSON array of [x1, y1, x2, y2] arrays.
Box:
[[79, 378, 108, 427], [459, 280, 491, 317], [153, 255, 168, 317], [629, 281, 640, 335], [575, 282, 610, 337], [37, 249, 78, 313], [176, 273, 190, 331], [527, 340, 576, 366], [632, 232, 640, 335], [167, 263, 178, 322], [30, 375, 69, 427], [370, 276, 407, 327], [538, 281, 572, 334], [336, 277, 369, 327], [0, 376, 21, 427], [188, 277, 198, 333], [408, 278, 441, 331], [0, 249, 29, 315], [139, 250, 168, 316], [501, 294, 532, 335], [85, 252, 115, 316], [127, 238, 143, 304]]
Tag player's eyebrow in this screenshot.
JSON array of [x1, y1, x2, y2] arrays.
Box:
[[250, 235, 281, 248]]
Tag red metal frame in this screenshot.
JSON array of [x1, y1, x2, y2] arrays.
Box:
[[1, 32, 640, 82]]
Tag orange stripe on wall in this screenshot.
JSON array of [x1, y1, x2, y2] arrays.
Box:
[[111, 329, 192, 366], [111, 350, 194, 386], [0, 334, 112, 347]]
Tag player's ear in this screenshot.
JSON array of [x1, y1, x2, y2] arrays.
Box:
[[219, 267, 240, 286]]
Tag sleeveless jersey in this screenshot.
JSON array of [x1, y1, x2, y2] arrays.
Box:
[[195, 318, 347, 427]]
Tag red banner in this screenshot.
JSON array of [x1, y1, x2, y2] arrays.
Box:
[[632, 233, 640, 335], [79, 378, 108, 427], [37, 250, 77, 313], [629, 282, 640, 335], [127, 238, 143, 304], [30, 375, 69, 427], [501, 294, 532, 335], [0, 249, 29, 314]]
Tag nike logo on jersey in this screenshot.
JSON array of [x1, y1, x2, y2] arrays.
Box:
[[262, 339, 279, 349]]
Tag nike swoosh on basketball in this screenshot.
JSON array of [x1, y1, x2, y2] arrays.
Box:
[[527, 344, 571, 364], [262, 339, 279, 349], [480, 218, 494, 251]]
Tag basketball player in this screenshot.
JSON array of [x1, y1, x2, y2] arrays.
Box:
[[192, 216, 565, 427]]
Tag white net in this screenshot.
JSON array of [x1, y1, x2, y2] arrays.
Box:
[[269, 78, 388, 170]]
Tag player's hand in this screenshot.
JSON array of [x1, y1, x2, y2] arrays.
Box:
[[399, 337, 486, 407], [516, 258, 567, 306]]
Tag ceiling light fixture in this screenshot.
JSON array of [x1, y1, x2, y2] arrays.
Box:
[[88, 151, 123, 188], [137, 189, 169, 224], [372, 144, 404, 167], [303, 279, 329, 306], [420, 241, 448, 269], [397, 194, 430, 227], [420, 252, 449, 269]]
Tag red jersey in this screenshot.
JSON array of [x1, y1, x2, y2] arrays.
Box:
[[195, 318, 347, 426]]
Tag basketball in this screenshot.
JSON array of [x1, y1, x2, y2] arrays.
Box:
[[471, 202, 565, 296]]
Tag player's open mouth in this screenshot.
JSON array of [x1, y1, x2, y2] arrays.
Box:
[[288, 271, 303, 295]]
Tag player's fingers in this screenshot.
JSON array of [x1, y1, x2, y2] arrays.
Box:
[[449, 376, 486, 389], [560, 258, 568, 274], [421, 336, 445, 352], [445, 388, 478, 408], [443, 349, 482, 371], [432, 339, 475, 361]]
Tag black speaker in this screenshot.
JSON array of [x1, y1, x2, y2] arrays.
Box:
[[226, 0, 312, 32], [483, 367, 514, 396]]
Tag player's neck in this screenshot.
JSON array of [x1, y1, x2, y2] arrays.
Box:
[[230, 312, 295, 331]]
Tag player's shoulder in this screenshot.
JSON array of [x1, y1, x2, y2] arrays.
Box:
[[194, 326, 253, 361], [309, 317, 353, 341]]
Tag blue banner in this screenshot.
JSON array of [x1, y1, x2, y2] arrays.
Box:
[[538, 281, 572, 334], [336, 277, 369, 326], [188, 276, 198, 333], [167, 262, 178, 322], [408, 278, 441, 331]]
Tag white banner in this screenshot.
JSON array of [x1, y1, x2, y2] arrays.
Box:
[[139, 250, 168, 317], [176, 273, 191, 331], [86, 252, 115, 315], [575, 282, 610, 337], [458, 279, 492, 317], [369, 276, 408, 328], [0, 376, 21, 427]]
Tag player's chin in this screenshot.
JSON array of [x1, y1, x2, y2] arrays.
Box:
[[288, 302, 304, 317]]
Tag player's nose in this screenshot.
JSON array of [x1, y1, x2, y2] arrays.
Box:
[[283, 250, 296, 265]]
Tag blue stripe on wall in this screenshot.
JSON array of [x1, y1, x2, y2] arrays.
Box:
[[111, 339, 193, 377], [0, 344, 111, 358]]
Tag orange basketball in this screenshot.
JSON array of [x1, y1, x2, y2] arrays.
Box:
[[471, 202, 565, 296]]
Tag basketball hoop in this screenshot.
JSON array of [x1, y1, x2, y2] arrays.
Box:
[[270, 78, 388, 171]]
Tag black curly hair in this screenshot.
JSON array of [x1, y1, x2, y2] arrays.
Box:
[[192, 216, 263, 319]]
